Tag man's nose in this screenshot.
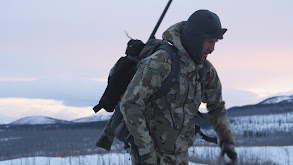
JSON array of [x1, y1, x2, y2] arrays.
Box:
[[209, 43, 215, 53]]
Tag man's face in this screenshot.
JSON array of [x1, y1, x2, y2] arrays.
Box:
[[202, 39, 218, 60]]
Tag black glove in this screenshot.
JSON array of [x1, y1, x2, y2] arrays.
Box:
[[220, 142, 238, 164]]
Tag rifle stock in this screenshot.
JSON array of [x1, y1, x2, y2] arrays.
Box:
[[195, 124, 218, 144], [96, 116, 115, 151]]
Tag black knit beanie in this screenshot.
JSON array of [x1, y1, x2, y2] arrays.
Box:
[[181, 10, 227, 64]]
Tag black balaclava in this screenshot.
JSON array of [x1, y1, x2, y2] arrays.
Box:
[[181, 10, 227, 64]]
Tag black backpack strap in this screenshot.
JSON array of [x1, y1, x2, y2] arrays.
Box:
[[146, 44, 180, 103], [126, 55, 140, 63]]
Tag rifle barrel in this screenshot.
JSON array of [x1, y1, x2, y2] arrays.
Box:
[[148, 0, 173, 40]]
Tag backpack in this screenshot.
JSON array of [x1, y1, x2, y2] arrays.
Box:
[[94, 39, 181, 149], [93, 39, 179, 113]]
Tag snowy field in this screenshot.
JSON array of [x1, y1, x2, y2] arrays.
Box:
[[1, 146, 292, 165], [230, 112, 293, 133], [189, 146, 293, 165]]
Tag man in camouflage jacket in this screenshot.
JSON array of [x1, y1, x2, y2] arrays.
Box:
[[120, 10, 237, 165]]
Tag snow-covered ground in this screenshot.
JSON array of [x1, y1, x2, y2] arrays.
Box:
[[200, 111, 293, 138], [189, 146, 293, 165], [1, 146, 292, 165], [230, 112, 293, 133], [0, 152, 206, 165], [0, 137, 21, 142]]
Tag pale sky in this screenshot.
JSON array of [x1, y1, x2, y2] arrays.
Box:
[[0, 0, 292, 122]]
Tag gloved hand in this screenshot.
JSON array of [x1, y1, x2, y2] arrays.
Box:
[[220, 142, 238, 164]]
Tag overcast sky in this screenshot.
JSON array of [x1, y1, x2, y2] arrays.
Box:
[[1, 0, 292, 122]]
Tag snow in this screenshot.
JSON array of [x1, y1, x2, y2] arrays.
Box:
[[259, 95, 293, 104], [0, 153, 131, 165], [189, 146, 293, 165], [0, 152, 208, 165], [199, 111, 293, 137], [71, 111, 112, 123], [0, 146, 292, 165], [230, 112, 293, 134], [0, 137, 21, 142], [0, 116, 16, 125], [5, 110, 112, 125], [10, 116, 71, 125]]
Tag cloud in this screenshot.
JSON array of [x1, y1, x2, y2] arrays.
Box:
[[0, 77, 38, 81], [245, 88, 293, 100], [222, 87, 260, 107], [198, 87, 260, 113], [0, 76, 267, 109], [222, 87, 293, 108], [0, 98, 95, 121], [0, 77, 107, 107], [1, 87, 292, 122]]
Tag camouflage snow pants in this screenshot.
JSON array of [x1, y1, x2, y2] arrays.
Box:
[[131, 150, 188, 165]]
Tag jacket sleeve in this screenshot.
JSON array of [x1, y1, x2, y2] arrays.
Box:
[[202, 60, 235, 146], [120, 51, 171, 164]]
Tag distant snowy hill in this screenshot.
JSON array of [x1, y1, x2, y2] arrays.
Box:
[[4, 95, 293, 126], [72, 111, 112, 123], [227, 95, 292, 117], [6, 110, 112, 125], [0, 116, 16, 125], [258, 95, 293, 104], [10, 116, 71, 125]]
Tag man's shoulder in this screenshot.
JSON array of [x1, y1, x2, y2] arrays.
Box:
[[204, 60, 216, 72], [139, 49, 172, 68], [148, 49, 172, 62]]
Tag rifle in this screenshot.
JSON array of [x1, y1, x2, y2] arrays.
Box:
[[148, 0, 173, 40]]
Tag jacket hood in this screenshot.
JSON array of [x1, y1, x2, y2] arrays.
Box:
[[162, 21, 195, 66]]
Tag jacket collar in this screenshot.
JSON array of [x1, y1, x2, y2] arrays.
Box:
[[162, 21, 203, 73]]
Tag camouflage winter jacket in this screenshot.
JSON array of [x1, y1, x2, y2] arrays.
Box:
[[120, 21, 234, 163]]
